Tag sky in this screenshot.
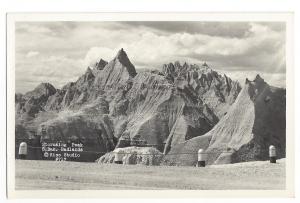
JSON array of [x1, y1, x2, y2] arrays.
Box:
[[15, 21, 286, 93]]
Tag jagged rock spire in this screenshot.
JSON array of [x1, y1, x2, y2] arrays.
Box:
[[114, 48, 137, 77], [254, 74, 264, 83], [245, 78, 250, 84], [95, 59, 108, 70]]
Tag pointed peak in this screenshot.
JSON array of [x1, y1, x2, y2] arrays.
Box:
[[115, 48, 130, 62], [85, 66, 93, 74], [168, 62, 175, 68], [200, 62, 213, 74], [201, 62, 212, 70], [202, 62, 208, 67], [246, 74, 269, 100], [253, 74, 268, 90], [95, 58, 108, 70], [245, 78, 250, 84], [254, 74, 264, 83], [99, 58, 107, 64], [250, 74, 267, 88], [114, 48, 137, 77], [183, 62, 189, 68], [77, 67, 94, 83], [116, 48, 127, 58]]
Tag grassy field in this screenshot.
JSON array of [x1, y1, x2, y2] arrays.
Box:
[[15, 159, 285, 190]]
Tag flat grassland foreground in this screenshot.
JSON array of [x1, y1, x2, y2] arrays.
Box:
[[15, 159, 285, 190]]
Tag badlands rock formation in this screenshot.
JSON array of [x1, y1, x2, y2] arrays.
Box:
[[163, 75, 286, 165], [15, 48, 285, 165]]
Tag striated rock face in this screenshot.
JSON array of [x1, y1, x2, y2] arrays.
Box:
[[162, 61, 241, 119], [15, 48, 284, 165], [108, 70, 218, 153], [164, 74, 286, 166]]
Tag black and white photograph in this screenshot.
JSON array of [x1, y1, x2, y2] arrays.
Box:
[[6, 13, 294, 198]]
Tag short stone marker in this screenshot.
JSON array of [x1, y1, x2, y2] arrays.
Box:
[[19, 142, 27, 160], [197, 148, 206, 167], [269, 145, 276, 163]]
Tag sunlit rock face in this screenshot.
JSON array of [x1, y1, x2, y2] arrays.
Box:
[[163, 75, 286, 166]]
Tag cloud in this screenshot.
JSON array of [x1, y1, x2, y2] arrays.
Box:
[[26, 51, 39, 58], [184, 23, 285, 73], [16, 23, 53, 35], [123, 22, 252, 38], [15, 53, 86, 93], [15, 21, 286, 93], [83, 47, 118, 67]]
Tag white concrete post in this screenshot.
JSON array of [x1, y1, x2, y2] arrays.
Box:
[[18, 142, 28, 160], [197, 149, 206, 167], [269, 145, 276, 163]]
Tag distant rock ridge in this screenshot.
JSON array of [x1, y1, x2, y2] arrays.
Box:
[[162, 61, 241, 118], [24, 82, 57, 100]]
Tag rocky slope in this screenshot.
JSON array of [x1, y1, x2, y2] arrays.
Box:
[[163, 75, 286, 165], [15, 48, 285, 165]]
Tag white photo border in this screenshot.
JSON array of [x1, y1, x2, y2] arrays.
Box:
[[6, 12, 295, 198]]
